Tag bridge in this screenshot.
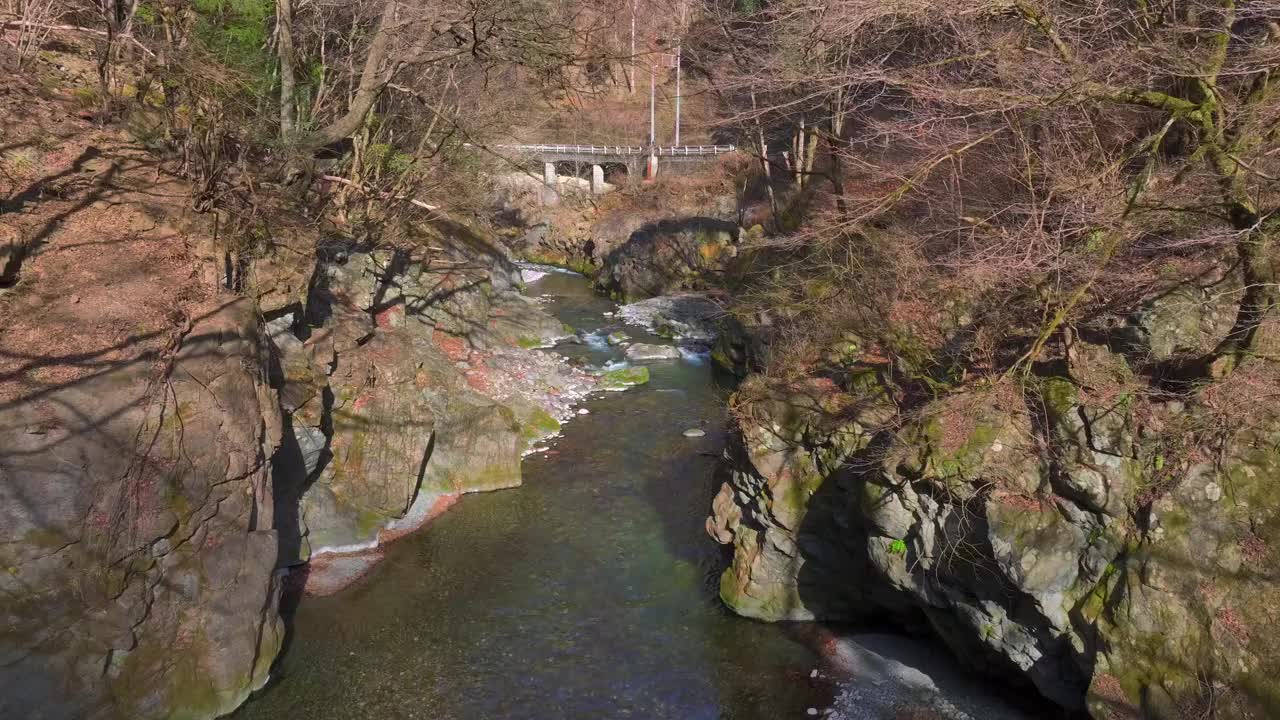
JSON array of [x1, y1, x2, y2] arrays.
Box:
[[467, 143, 738, 200]]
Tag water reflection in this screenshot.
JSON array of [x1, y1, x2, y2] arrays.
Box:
[[233, 271, 828, 720]]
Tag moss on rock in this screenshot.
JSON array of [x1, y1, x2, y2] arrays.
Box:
[[599, 365, 650, 390]]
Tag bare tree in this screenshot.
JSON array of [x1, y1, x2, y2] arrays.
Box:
[[3, 0, 63, 68], [701, 0, 1280, 379]]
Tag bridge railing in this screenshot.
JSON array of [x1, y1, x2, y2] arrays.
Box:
[[489, 144, 642, 155], [482, 143, 736, 157], [654, 145, 737, 156]]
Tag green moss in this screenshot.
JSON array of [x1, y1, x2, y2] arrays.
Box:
[[353, 507, 387, 539], [1040, 376, 1079, 420], [517, 336, 544, 349], [846, 367, 880, 393], [710, 344, 736, 373], [453, 462, 522, 492], [1161, 509, 1190, 534], [521, 251, 596, 278], [908, 410, 1002, 486], [1079, 561, 1119, 623], [520, 408, 561, 444], [718, 565, 803, 621], [859, 481, 889, 514], [653, 323, 678, 339], [21, 527, 72, 550], [110, 610, 246, 720], [599, 365, 650, 390], [329, 422, 368, 487]]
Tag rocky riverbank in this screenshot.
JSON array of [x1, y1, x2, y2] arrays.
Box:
[[0, 120, 629, 717], [705, 277, 1280, 718], [259, 235, 600, 593]]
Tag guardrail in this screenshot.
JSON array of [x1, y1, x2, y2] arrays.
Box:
[[479, 143, 737, 157], [654, 145, 737, 156]]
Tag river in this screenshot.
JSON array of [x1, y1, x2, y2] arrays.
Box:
[[231, 268, 837, 719]]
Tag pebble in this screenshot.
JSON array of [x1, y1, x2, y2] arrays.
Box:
[[806, 709, 818, 716], [1205, 482, 1223, 502], [683, 428, 706, 438], [577, 408, 589, 415]]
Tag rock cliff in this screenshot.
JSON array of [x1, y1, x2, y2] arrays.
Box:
[[260, 226, 592, 578], [709, 288, 1280, 718], [1, 133, 592, 718]]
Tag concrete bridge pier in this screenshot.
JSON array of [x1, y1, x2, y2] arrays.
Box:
[[590, 164, 605, 195], [645, 154, 659, 181], [542, 162, 558, 205]]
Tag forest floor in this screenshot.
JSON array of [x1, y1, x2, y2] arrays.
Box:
[[0, 42, 214, 409]]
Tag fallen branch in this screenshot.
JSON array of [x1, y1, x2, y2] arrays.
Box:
[[1, 19, 156, 57], [319, 174, 439, 211]]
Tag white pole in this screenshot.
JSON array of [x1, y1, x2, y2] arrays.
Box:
[[675, 0, 684, 146], [674, 46, 681, 146], [629, 0, 636, 95], [649, 59, 656, 146], [649, 58, 657, 179]]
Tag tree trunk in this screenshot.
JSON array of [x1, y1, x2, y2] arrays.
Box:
[[827, 129, 846, 215], [803, 128, 818, 179], [1205, 213, 1277, 377], [300, 0, 398, 149], [792, 119, 804, 188], [750, 90, 779, 227], [277, 0, 298, 140]]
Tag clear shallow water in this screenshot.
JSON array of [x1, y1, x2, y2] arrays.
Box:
[[233, 270, 832, 720]]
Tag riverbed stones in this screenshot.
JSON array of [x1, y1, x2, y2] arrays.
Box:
[[618, 293, 723, 344], [599, 365, 650, 390], [626, 343, 682, 360]]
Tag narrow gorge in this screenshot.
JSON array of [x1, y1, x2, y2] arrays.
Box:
[[3, 2, 1279, 719]]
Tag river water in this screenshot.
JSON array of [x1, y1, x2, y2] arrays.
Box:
[[232, 269, 834, 719]]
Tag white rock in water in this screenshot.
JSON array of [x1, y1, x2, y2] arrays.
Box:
[[806, 709, 818, 717], [625, 343, 682, 361], [683, 428, 706, 438], [578, 408, 590, 415]]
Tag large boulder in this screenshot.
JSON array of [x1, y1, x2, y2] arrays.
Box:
[[299, 329, 441, 553], [618, 293, 724, 346], [1086, 416, 1280, 719], [707, 377, 891, 622], [0, 298, 284, 720], [1112, 274, 1239, 362], [595, 218, 738, 301], [710, 354, 1280, 716], [270, 237, 589, 569]]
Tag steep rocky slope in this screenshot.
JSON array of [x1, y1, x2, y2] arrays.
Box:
[[0, 125, 285, 717], [707, 284, 1280, 718], [255, 222, 593, 591], [0, 65, 597, 717]]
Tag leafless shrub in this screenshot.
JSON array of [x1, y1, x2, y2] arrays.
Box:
[[4, 0, 64, 68], [699, 0, 1280, 384]]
